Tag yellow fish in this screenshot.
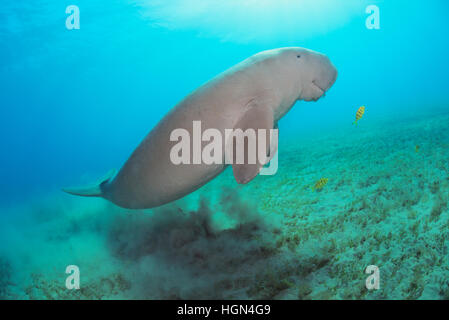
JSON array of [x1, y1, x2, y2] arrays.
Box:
[[353, 106, 365, 125], [415, 145, 420, 153], [311, 178, 328, 191]]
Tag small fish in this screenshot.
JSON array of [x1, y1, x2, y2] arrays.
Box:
[[353, 106, 365, 125], [311, 178, 329, 191], [415, 145, 420, 153]]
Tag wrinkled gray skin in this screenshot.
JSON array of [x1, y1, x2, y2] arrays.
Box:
[[64, 47, 337, 209]]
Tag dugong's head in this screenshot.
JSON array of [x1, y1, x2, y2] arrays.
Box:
[[276, 47, 338, 102]]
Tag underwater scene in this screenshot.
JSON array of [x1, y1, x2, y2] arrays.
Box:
[[1, 0, 449, 300]]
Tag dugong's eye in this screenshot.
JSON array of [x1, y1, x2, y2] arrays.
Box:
[[296, 55, 301, 59]]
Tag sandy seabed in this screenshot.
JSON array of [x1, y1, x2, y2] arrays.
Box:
[[1, 111, 448, 300]]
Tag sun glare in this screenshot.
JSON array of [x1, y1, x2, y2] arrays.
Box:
[[135, 0, 370, 42]]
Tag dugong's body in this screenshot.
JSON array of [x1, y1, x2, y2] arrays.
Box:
[[64, 47, 337, 209]]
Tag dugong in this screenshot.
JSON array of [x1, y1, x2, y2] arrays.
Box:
[[64, 47, 337, 209]]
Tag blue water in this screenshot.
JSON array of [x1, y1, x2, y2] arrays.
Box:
[[1, 0, 449, 299]]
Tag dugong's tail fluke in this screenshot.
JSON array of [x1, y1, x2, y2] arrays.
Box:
[[62, 169, 116, 198]]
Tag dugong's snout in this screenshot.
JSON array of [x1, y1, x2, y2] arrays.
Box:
[[319, 56, 338, 92], [301, 52, 338, 102]]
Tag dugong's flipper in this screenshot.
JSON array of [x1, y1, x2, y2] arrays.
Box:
[[230, 101, 278, 184], [62, 169, 116, 198]]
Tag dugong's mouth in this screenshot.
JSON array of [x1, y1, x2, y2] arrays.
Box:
[[310, 80, 326, 100], [312, 80, 326, 95]]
